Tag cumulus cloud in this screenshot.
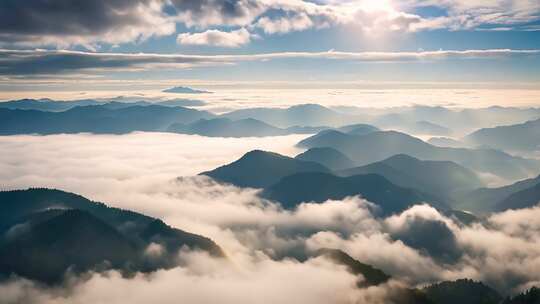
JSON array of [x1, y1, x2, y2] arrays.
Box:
[[177, 28, 252, 47], [0, 0, 175, 49], [308, 204, 540, 293], [255, 13, 317, 34], [1, 48, 538, 77], [1, 0, 539, 49]]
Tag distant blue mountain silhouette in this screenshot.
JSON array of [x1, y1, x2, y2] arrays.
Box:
[[163, 86, 212, 94]]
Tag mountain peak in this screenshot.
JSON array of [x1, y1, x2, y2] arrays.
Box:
[[201, 150, 330, 188]]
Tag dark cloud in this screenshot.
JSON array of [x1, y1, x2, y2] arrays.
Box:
[[169, 0, 265, 26], [0, 0, 173, 47], [0, 0, 148, 36], [0, 0, 265, 47], [0, 49, 217, 75]]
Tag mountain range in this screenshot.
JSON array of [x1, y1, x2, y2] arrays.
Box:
[[168, 118, 333, 137], [455, 175, 540, 213], [203, 150, 450, 215], [0, 104, 215, 134], [464, 118, 540, 152], [0, 98, 206, 112], [298, 130, 540, 182], [366, 105, 540, 135], [0, 101, 385, 137], [221, 104, 365, 128], [338, 154, 484, 203], [261, 171, 445, 215], [2, 100, 539, 140]]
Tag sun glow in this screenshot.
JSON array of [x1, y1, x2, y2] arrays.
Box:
[[359, 0, 395, 13]]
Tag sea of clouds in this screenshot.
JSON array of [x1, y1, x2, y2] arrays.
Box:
[[1, 132, 540, 303]]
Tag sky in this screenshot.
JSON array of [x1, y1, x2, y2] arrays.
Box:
[[1, 0, 540, 95]]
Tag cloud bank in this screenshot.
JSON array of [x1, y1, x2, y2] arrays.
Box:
[[1, 48, 538, 77], [1, 132, 540, 302]]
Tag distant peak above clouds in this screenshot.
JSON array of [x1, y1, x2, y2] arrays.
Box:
[[163, 86, 213, 94]]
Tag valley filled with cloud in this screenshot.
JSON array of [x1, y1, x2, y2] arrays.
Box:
[[1, 132, 540, 303], [1, 0, 540, 303]]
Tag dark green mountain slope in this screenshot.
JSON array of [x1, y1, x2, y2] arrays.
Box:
[[423, 279, 502, 304], [261, 172, 445, 215], [0, 188, 223, 284], [315, 248, 390, 287], [0, 209, 137, 283], [502, 287, 540, 304]]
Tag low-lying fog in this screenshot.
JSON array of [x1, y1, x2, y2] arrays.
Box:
[[2, 132, 540, 303]]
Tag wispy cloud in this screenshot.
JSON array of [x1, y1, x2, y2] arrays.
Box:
[[1, 48, 538, 76]]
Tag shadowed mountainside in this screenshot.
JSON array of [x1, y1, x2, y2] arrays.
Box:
[[298, 130, 540, 182], [315, 248, 390, 287], [261, 171, 446, 215], [502, 287, 540, 304], [422, 279, 502, 304], [339, 154, 484, 204], [464, 118, 540, 152], [495, 183, 540, 212], [455, 175, 540, 213], [0, 188, 223, 284]]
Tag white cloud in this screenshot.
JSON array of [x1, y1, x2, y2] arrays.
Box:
[[1, 48, 538, 77], [255, 14, 316, 34], [1, 132, 540, 297], [0, 252, 366, 304], [0, 0, 176, 49], [170, 0, 266, 28], [177, 28, 252, 48], [1, 0, 539, 49]]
